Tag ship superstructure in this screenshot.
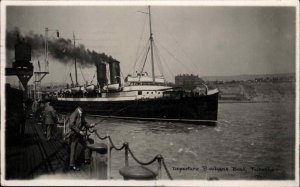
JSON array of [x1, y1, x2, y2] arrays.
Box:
[[54, 6, 219, 125]]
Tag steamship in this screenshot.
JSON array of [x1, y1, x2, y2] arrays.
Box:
[[53, 7, 219, 125]]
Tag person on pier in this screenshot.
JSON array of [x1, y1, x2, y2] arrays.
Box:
[[32, 99, 38, 118], [64, 106, 95, 171], [43, 100, 58, 141]]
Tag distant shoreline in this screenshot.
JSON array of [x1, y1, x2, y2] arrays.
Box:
[[219, 100, 294, 104]]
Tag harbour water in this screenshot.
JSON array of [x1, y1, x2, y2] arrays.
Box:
[[87, 102, 295, 180]]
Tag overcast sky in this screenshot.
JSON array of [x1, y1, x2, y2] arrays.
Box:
[[6, 5, 296, 85]]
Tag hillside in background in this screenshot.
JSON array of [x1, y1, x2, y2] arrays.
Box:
[[216, 82, 295, 102], [203, 73, 295, 82]]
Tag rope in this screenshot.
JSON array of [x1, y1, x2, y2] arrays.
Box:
[[162, 158, 173, 180], [127, 146, 158, 166], [79, 64, 86, 83], [94, 130, 107, 140], [157, 41, 194, 74], [132, 13, 148, 75], [108, 136, 125, 151], [91, 126, 173, 179], [157, 16, 201, 74], [140, 45, 151, 73], [91, 100, 138, 125], [90, 71, 96, 84], [153, 42, 165, 78], [78, 101, 173, 179], [137, 40, 151, 74], [94, 131, 125, 151]]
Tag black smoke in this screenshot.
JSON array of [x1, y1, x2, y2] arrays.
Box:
[[6, 27, 116, 67]]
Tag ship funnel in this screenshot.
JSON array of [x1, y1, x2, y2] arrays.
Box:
[[96, 62, 107, 89], [109, 60, 121, 86]]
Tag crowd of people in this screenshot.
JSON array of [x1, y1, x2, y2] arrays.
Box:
[[31, 99, 95, 171]]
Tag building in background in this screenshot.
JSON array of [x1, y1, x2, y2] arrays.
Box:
[[175, 74, 205, 90]]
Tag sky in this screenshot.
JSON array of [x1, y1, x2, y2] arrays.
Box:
[[5, 5, 296, 85]]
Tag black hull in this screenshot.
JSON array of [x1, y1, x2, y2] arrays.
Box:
[[53, 93, 218, 125]]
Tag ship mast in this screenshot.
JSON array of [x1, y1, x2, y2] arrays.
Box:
[[148, 6, 155, 83], [73, 32, 78, 86]]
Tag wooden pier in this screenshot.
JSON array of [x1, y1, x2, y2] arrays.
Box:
[[5, 112, 173, 181], [5, 116, 91, 180]]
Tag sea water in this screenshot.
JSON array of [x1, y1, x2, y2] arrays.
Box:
[[86, 102, 295, 180]]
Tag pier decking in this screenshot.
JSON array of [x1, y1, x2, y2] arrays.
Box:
[[5, 116, 91, 180]]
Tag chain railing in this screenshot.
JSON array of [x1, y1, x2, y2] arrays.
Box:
[[61, 101, 173, 180], [91, 128, 173, 180]]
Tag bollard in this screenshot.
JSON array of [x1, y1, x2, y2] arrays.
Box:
[[119, 165, 158, 180], [157, 155, 162, 179], [124, 142, 129, 167], [107, 134, 111, 179], [87, 142, 108, 179]]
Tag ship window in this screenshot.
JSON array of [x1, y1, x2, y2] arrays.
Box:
[[158, 92, 160, 94], [138, 91, 142, 95], [147, 92, 149, 94], [151, 92, 153, 94]]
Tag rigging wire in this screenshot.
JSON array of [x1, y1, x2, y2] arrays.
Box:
[[136, 40, 150, 74], [132, 14, 148, 75], [137, 40, 151, 73], [153, 42, 165, 78], [157, 49, 175, 82], [79, 63, 87, 84], [156, 16, 202, 74], [120, 70, 125, 83], [140, 45, 151, 73], [156, 40, 195, 74], [63, 63, 73, 85], [90, 71, 96, 84]]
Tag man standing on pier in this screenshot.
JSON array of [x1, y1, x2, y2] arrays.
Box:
[[32, 99, 38, 118], [65, 106, 95, 171], [44, 100, 58, 141]]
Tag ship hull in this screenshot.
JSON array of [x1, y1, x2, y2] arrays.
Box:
[[53, 92, 218, 125]]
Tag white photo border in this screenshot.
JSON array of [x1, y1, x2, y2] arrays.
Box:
[[1, 1, 299, 186]]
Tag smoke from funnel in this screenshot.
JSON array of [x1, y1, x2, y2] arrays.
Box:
[[6, 27, 116, 67]]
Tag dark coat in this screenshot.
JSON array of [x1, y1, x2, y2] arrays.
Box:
[[64, 107, 91, 140], [43, 104, 58, 125]]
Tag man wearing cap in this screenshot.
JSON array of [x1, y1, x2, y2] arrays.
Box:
[[44, 100, 58, 141], [65, 106, 95, 171]]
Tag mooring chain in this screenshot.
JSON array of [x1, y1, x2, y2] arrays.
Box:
[[91, 125, 173, 180], [127, 147, 159, 166], [162, 158, 173, 180], [94, 130, 125, 151], [108, 136, 125, 151]]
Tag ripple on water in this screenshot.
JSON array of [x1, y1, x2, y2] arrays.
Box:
[[85, 102, 295, 180]]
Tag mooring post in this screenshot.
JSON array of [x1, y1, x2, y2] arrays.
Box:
[[157, 155, 163, 179], [107, 134, 111, 179], [87, 143, 108, 179], [124, 142, 129, 167]]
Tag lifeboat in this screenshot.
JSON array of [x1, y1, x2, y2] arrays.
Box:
[[71, 86, 81, 93], [63, 88, 71, 94], [86, 84, 96, 92], [107, 83, 119, 91]]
